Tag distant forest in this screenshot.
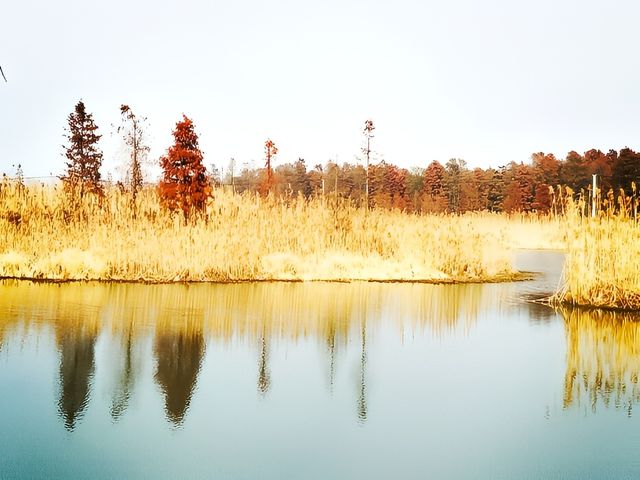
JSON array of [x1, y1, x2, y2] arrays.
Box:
[[9, 99, 639, 215], [215, 148, 640, 213]]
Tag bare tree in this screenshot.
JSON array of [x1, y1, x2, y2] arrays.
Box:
[[228, 157, 236, 192], [117, 105, 150, 202], [261, 139, 278, 196], [362, 119, 375, 209]]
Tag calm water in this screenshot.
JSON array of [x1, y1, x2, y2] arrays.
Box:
[[1, 251, 640, 479]]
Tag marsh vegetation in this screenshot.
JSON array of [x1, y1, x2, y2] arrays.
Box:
[[553, 187, 640, 310], [0, 180, 556, 283], [3, 103, 638, 308]]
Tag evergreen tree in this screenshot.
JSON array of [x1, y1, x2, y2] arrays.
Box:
[[62, 100, 103, 195], [159, 115, 210, 217]]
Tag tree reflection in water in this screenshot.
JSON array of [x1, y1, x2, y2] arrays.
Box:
[[55, 312, 99, 431], [326, 322, 336, 394], [154, 317, 206, 427], [110, 328, 137, 422], [0, 279, 498, 428], [257, 331, 271, 396], [357, 319, 368, 423]]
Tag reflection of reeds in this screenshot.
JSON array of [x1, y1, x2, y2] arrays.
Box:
[[0, 280, 499, 343], [0, 279, 501, 426], [0, 180, 561, 283], [561, 307, 640, 414]]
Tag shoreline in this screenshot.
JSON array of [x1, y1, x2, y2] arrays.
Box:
[[549, 298, 640, 314], [0, 270, 535, 286]]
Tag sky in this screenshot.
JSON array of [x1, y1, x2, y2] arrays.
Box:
[[1, 0, 639, 180]]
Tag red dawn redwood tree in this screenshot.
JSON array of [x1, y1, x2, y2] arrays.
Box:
[[62, 100, 104, 195], [159, 115, 210, 217]]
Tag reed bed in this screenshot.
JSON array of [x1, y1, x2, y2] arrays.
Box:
[[0, 179, 554, 283], [553, 188, 640, 310]]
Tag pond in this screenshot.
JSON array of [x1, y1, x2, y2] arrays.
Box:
[[1, 251, 639, 479]]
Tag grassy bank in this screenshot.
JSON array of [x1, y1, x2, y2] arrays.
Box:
[[553, 190, 640, 310], [0, 180, 561, 283]]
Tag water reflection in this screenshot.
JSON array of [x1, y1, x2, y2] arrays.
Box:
[[520, 295, 558, 323], [257, 333, 271, 395], [110, 328, 137, 421], [55, 313, 98, 431], [326, 321, 337, 392], [0, 279, 506, 430], [0, 280, 498, 338], [9, 279, 640, 428], [561, 307, 640, 415], [357, 319, 367, 423], [155, 313, 206, 426]]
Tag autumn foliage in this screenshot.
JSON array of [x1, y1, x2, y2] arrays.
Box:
[[223, 147, 638, 215], [159, 115, 210, 216]]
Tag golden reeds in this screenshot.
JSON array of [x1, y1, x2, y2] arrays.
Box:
[[553, 186, 640, 310], [0, 179, 551, 283]]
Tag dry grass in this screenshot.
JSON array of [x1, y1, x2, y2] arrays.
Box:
[[0, 179, 557, 283], [553, 188, 640, 310]]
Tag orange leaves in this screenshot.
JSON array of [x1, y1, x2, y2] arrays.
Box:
[[158, 115, 209, 218]]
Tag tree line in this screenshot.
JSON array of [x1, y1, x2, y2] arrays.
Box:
[[59, 100, 640, 215]]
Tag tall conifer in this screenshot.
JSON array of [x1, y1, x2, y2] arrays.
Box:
[[63, 100, 103, 195]]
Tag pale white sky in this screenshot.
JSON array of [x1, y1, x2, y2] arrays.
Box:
[[1, 0, 639, 179]]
